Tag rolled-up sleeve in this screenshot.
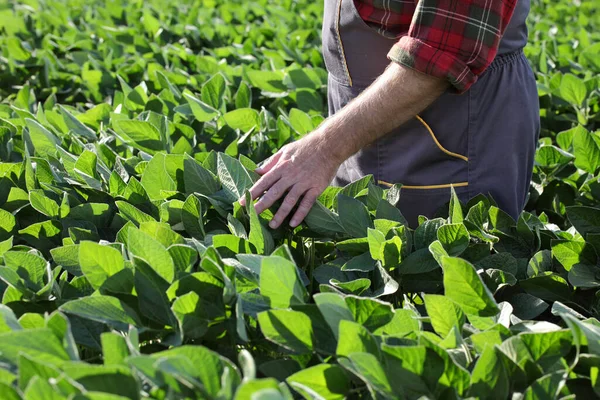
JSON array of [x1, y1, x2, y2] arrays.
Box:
[[387, 0, 517, 93]]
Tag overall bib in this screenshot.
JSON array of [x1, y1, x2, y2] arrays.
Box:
[[323, 0, 540, 227]]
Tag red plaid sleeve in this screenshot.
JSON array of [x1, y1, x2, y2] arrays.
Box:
[[386, 0, 517, 93]]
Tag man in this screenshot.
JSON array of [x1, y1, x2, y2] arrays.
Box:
[[240, 0, 540, 229]]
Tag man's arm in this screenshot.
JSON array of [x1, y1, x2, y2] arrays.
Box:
[[239, 62, 448, 229]]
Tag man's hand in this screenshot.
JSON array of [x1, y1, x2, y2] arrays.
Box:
[[239, 134, 341, 229], [241, 62, 449, 229]]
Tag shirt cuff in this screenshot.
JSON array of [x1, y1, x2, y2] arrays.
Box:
[[387, 36, 477, 94]]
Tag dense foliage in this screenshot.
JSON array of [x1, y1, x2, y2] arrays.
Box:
[[0, 0, 599, 398]]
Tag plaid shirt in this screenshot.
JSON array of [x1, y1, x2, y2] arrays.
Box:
[[354, 0, 517, 92]]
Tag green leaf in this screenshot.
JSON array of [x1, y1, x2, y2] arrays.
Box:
[[217, 153, 254, 202], [181, 194, 205, 240], [562, 315, 600, 356], [338, 194, 372, 238], [260, 256, 307, 308], [17, 353, 62, 391], [212, 234, 256, 257], [572, 126, 600, 174], [437, 223, 470, 256], [25, 118, 60, 158], [61, 363, 140, 399], [0, 266, 34, 297], [246, 70, 286, 93], [345, 296, 394, 332], [113, 120, 164, 154], [286, 364, 350, 400], [341, 252, 376, 272], [6, 37, 30, 62], [79, 242, 124, 290], [258, 309, 313, 353], [183, 92, 219, 122], [414, 218, 445, 249], [201, 73, 226, 110], [330, 278, 371, 295], [29, 190, 59, 218], [133, 257, 178, 327], [304, 202, 345, 235], [18, 220, 62, 251], [519, 273, 572, 303], [234, 379, 280, 400], [469, 346, 510, 400], [566, 206, 600, 237], [235, 82, 252, 109], [0, 209, 16, 241], [440, 256, 500, 317], [569, 264, 600, 289], [184, 157, 220, 196], [313, 293, 354, 341], [172, 292, 209, 340], [552, 239, 596, 271], [339, 353, 393, 397], [141, 153, 176, 201], [424, 294, 465, 338], [560, 73, 587, 107], [374, 308, 421, 338], [0, 383, 19, 400], [3, 251, 48, 292], [522, 372, 567, 400], [0, 328, 70, 366], [223, 109, 260, 133], [69, 203, 112, 227], [101, 332, 129, 366], [59, 296, 141, 331], [59, 106, 96, 142], [381, 345, 445, 398], [336, 320, 379, 357], [367, 228, 386, 260], [510, 293, 549, 320], [0, 305, 21, 332], [115, 201, 155, 226], [23, 375, 65, 400], [378, 236, 402, 269], [527, 250, 553, 277], [127, 227, 175, 283], [520, 329, 572, 369], [535, 145, 574, 168], [139, 221, 184, 248], [288, 108, 313, 135], [167, 272, 225, 321], [245, 191, 274, 255], [449, 186, 464, 224]]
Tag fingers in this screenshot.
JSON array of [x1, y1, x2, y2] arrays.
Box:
[[290, 189, 319, 228], [254, 180, 291, 214], [270, 186, 305, 229], [240, 169, 282, 206], [255, 151, 282, 175]]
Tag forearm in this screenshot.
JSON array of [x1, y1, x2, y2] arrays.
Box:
[[314, 62, 449, 163]]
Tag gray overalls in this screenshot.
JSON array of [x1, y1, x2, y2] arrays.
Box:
[[323, 0, 540, 227]]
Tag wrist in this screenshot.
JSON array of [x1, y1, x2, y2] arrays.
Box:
[[310, 122, 354, 166]]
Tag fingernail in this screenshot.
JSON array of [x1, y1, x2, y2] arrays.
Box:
[[269, 220, 277, 229], [290, 219, 298, 227]]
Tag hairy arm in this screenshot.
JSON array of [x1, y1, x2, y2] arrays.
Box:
[[318, 62, 448, 165], [240, 62, 449, 229]]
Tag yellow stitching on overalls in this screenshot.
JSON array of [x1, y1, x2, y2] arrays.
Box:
[[376, 116, 469, 189], [335, 0, 353, 86], [415, 115, 469, 162], [377, 180, 469, 189]]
